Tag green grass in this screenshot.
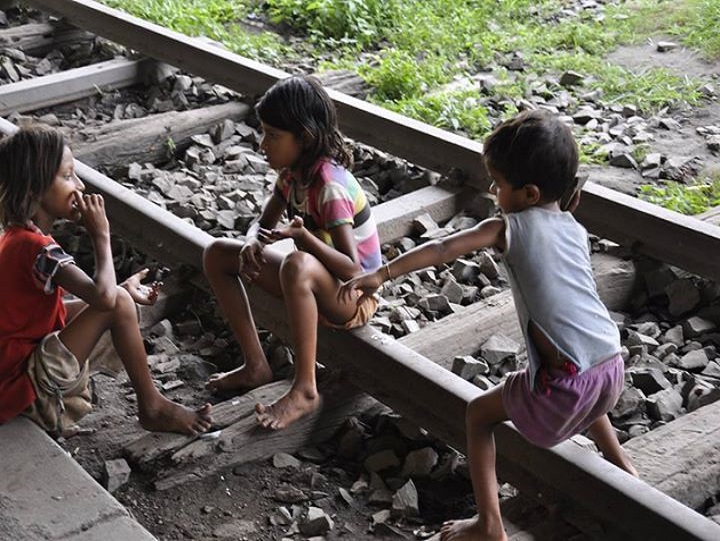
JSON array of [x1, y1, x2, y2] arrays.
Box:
[[102, 0, 294, 63], [638, 174, 720, 215], [103, 0, 716, 145]]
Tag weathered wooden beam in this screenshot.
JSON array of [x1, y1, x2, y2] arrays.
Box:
[[125, 377, 380, 490], [0, 57, 151, 115], [73, 101, 250, 172], [576, 182, 720, 283], [25, 0, 720, 285], [624, 399, 720, 510], [399, 252, 636, 367], [374, 184, 472, 243], [0, 20, 93, 55]]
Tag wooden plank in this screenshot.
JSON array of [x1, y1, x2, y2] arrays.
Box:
[[1, 120, 718, 540], [73, 101, 250, 172], [0, 57, 150, 115], [0, 20, 92, 55], [399, 289, 518, 369], [399, 252, 635, 367], [576, 181, 720, 282], [150, 377, 378, 491], [374, 184, 472, 243], [623, 399, 720, 510], [698, 205, 720, 227], [26, 0, 720, 285]]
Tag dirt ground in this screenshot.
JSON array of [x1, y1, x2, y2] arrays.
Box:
[[52, 40, 720, 541]]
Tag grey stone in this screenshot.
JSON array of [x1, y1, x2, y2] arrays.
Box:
[[646, 388, 683, 422], [481, 334, 521, 365], [412, 213, 439, 235], [451, 356, 490, 380], [674, 349, 710, 371], [559, 70, 584, 86], [391, 480, 419, 517], [401, 447, 439, 478], [273, 452, 301, 469], [663, 325, 685, 347], [300, 506, 334, 536], [212, 519, 257, 538], [102, 458, 131, 493], [629, 367, 672, 395], [666, 279, 700, 316], [364, 450, 400, 473], [441, 277, 464, 305], [682, 316, 716, 338], [612, 386, 645, 418]]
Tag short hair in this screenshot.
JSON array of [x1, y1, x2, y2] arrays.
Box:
[[0, 125, 66, 227], [255, 75, 352, 187], [483, 109, 578, 202]]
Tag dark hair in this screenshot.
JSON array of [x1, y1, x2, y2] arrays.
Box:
[[0, 125, 66, 227], [255, 75, 352, 188], [483, 109, 578, 202]]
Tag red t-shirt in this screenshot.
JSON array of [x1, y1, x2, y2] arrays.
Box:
[[0, 224, 73, 423]]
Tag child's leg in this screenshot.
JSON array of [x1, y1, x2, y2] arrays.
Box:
[[203, 239, 284, 391], [587, 414, 638, 477], [256, 250, 359, 430], [441, 385, 509, 541], [59, 286, 212, 435]]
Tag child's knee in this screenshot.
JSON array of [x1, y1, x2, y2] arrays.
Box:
[[280, 251, 311, 284], [114, 286, 136, 316], [202, 240, 223, 274]]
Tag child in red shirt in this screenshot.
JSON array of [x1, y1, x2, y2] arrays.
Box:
[[0, 125, 212, 436]]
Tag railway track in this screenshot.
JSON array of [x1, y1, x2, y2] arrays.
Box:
[[2, 1, 720, 539]]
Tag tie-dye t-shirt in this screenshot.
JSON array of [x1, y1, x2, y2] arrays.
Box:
[[273, 160, 381, 272]]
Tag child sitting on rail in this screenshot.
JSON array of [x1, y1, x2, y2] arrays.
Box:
[[340, 109, 638, 541], [204, 75, 381, 430], [0, 125, 212, 437]]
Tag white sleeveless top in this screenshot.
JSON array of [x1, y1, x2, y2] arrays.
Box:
[[502, 207, 621, 387]]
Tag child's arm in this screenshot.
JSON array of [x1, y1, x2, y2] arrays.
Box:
[[240, 193, 285, 282], [265, 217, 362, 281], [54, 193, 117, 310], [339, 216, 506, 301]]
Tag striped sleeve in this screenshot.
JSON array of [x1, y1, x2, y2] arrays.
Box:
[[32, 243, 75, 294], [318, 182, 355, 229]]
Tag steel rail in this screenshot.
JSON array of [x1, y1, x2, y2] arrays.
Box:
[[24, 0, 720, 284], [1, 116, 717, 539]]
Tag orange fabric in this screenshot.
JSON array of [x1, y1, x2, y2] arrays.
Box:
[[318, 294, 378, 330], [0, 225, 67, 423]]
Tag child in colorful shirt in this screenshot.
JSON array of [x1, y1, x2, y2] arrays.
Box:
[[204, 75, 381, 429]]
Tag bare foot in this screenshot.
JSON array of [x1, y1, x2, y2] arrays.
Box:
[[255, 387, 321, 430], [139, 397, 213, 435], [206, 360, 273, 392], [440, 517, 507, 541]]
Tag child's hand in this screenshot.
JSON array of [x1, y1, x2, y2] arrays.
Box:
[[338, 271, 383, 304], [263, 216, 305, 243], [121, 268, 161, 305], [239, 237, 266, 282], [76, 192, 110, 239], [566, 190, 582, 213]]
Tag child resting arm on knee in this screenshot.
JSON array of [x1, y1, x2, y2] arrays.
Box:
[[0, 125, 212, 437], [203, 75, 382, 430]]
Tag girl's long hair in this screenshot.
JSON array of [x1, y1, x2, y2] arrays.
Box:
[[0, 125, 66, 227], [255, 75, 352, 188]]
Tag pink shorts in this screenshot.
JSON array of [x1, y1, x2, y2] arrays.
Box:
[[502, 353, 625, 448]]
